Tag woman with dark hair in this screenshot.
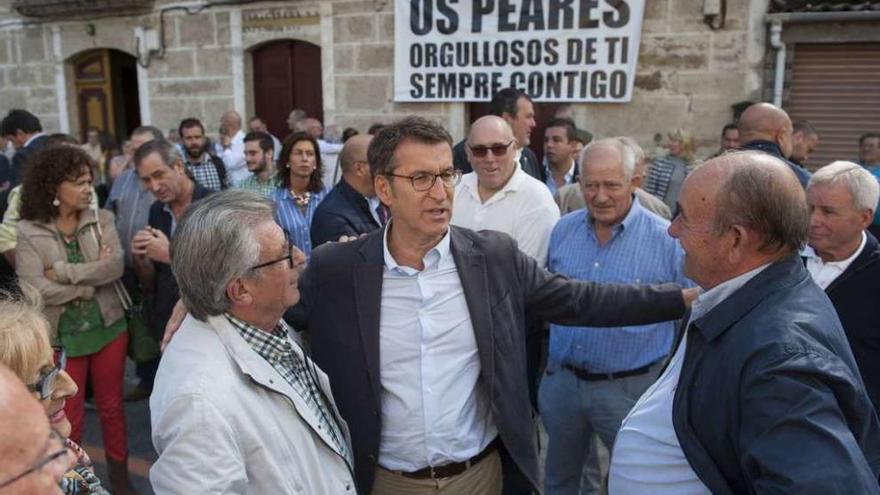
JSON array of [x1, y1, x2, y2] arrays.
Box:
[[14, 145, 137, 494], [271, 131, 328, 259]]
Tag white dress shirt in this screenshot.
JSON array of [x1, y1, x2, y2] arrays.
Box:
[[804, 231, 866, 289], [452, 168, 560, 265], [378, 225, 496, 471], [609, 263, 771, 495], [220, 129, 249, 186]]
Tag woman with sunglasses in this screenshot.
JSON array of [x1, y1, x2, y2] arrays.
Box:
[[15, 145, 136, 494], [0, 291, 109, 494], [271, 132, 329, 259]]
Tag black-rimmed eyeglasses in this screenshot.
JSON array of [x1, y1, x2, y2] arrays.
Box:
[[383, 169, 462, 192], [0, 430, 69, 489], [250, 244, 297, 271], [468, 140, 514, 158], [27, 346, 65, 401]]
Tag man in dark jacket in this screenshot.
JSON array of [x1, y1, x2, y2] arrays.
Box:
[[290, 117, 694, 494], [738, 102, 811, 188], [609, 151, 880, 494], [310, 134, 382, 247], [804, 160, 880, 411], [1, 109, 47, 187]]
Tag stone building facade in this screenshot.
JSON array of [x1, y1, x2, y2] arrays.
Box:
[[0, 0, 773, 158]]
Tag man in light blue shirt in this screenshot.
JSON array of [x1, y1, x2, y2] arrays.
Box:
[[540, 138, 691, 495]]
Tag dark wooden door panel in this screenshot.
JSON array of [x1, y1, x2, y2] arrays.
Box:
[[253, 40, 323, 141]]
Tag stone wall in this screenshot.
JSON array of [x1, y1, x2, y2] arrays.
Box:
[[0, 0, 770, 159]]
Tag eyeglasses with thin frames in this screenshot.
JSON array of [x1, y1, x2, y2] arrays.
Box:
[[467, 140, 514, 158], [0, 430, 69, 489], [383, 169, 462, 192], [27, 346, 65, 401]]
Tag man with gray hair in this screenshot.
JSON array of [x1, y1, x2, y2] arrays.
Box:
[[543, 138, 689, 495], [555, 137, 672, 219], [804, 161, 880, 411], [609, 151, 880, 494], [217, 110, 249, 186], [150, 190, 355, 494]]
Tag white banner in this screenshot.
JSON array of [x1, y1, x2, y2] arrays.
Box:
[[393, 0, 645, 103]]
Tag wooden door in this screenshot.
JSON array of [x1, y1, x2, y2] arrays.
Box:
[[252, 40, 323, 140], [72, 50, 114, 141]]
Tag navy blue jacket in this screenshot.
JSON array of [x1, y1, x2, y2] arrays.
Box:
[[10, 134, 48, 187], [310, 178, 380, 248], [146, 183, 213, 337], [671, 256, 880, 494], [741, 140, 811, 188], [819, 232, 880, 412], [453, 139, 544, 182]]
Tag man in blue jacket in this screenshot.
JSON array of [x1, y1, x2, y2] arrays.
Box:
[[804, 161, 880, 412], [609, 150, 880, 494]]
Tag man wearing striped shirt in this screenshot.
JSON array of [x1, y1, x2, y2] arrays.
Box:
[[541, 138, 690, 495]]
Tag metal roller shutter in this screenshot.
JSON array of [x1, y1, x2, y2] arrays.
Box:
[[787, 42, 880, 171]]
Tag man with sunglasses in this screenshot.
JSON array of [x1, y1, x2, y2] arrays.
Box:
[[0, 364, 75, 495], [150, 190, 355, 494], [452, 116, 559, 266]]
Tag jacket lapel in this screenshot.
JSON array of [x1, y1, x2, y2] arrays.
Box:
[[208, 315, 350, 462], [449, 227, 495, 394], [354, 231, 385, 409], [825, 232, 880, 293]]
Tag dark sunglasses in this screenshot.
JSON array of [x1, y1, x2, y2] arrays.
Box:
[[27, 346, 65, 401], [468, 140, 514, 158]]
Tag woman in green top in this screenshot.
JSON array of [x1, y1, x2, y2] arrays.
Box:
[[15, 144, 138, 494]]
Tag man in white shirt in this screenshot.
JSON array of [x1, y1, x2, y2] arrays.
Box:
[[452, 115, 559, 265], [217, 111, 249, 185], [804, 161, 880, 411], [609, 151, 880, 494]]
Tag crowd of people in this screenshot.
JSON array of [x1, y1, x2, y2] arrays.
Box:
[[0, 87, 878, 495]]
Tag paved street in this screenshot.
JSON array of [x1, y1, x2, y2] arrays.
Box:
[[82, 360, 156, 494]]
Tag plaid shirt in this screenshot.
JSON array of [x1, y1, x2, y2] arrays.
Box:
[[185, 153, 225, 191], [224, 314, 351, 465], [236, 174, 279, 197]]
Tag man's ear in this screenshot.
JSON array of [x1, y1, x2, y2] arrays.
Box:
[[226, 278, 254, 307], [726, 225, 749, 264], [375, 174, 393, 206]]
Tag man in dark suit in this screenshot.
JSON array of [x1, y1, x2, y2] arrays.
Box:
[[738, 102, 811, 188], [804, 161, 880, 411], [1, 109, 47, 187], [293, 117, 693, 494], [453, 88, 543, 182], [310, 134, 383, 247]]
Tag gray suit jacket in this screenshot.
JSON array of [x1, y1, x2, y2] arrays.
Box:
[[290, 225, 686, 493]]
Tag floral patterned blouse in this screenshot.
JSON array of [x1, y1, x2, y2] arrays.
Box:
[[60, 438, 110, 495]]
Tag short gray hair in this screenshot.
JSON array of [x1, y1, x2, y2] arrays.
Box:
[[133, 138, 183, 169], [580, 138, 636, 181], [170, 190, 276, 321], [712, 151, 809, 255], [809, 161, 880, 213]]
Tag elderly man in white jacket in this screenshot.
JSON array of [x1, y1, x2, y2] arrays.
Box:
[[149, 190, 355, 494]]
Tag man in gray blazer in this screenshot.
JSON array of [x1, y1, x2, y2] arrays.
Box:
[[291, 116, 695, 494]]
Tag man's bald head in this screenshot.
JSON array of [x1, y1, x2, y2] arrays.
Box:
[[221, 111, 242, 134], [340, 134, 373, 174], [738, 103, 794, 158], [700, 150, 808, 255], [340, 134, 375, 196], [468, 115, 515, 143]]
